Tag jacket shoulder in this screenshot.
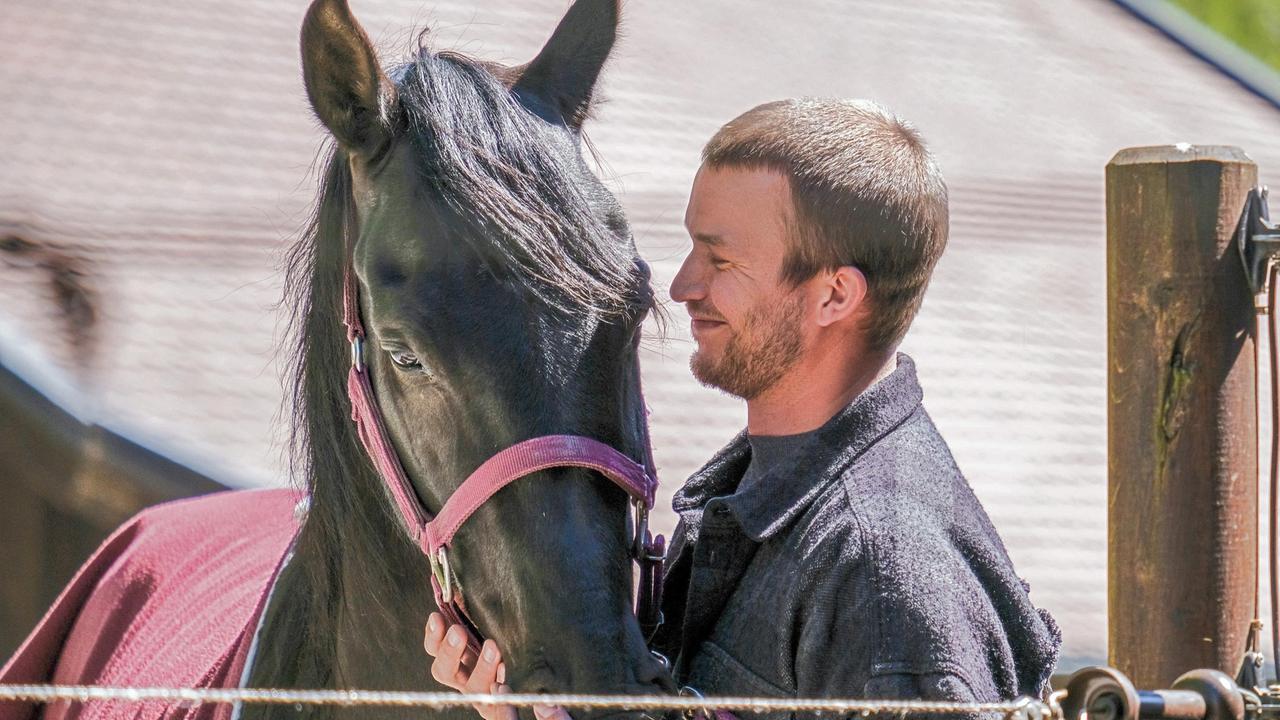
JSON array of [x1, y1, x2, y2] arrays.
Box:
[[820, 409, 1059, 700], [835, 407, 986, 554], [792, 408, 964, 556]]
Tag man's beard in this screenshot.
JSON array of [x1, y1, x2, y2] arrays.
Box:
[[690, 293, 805, 400]]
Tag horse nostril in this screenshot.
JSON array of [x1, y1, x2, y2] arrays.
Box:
[[516, 679, 554, 695], [508, 660, 560, 696]]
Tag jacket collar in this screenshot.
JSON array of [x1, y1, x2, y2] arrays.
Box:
[[672, 353, 924, 541]]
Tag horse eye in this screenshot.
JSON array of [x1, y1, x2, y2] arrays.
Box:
[[388, 349, 424, 371]]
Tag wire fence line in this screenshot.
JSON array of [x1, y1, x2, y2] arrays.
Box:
[[0, 684, 1061, 719]]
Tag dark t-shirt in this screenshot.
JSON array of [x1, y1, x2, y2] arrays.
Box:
[[730, 429, 823, 506]]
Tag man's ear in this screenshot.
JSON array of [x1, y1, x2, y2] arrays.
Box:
[[815, 266, 869, 328]]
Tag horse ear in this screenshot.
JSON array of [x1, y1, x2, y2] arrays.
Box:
[[513, 0, 620, 130], [300, 0, 398, 157]]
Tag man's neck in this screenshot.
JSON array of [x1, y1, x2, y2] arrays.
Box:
[[745, 348, 896, 436]]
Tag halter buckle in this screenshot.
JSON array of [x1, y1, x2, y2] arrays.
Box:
[[351, 336, 365, 372], [429, 546, 454, 604]]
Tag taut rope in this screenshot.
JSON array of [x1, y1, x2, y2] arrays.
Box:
[[0, 684, 1062, 719]]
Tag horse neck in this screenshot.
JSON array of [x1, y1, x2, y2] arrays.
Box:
[[247, 494, 470, 719], [330, 540, 436, 686]]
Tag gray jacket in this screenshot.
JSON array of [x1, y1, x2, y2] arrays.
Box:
[[651, 354, 1060, 713]]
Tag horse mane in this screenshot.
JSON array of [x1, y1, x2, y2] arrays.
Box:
[[248, 39, 639, 708], [252, 149, 413, 700]]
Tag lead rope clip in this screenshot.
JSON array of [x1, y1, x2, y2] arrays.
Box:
[[429, 546, 454, 604]]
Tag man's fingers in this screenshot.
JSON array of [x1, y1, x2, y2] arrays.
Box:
[[533, 704, 572, 720], [495, 684, 519, 720], [465, 640, 503, 694], [470, 684, 497, 718], [421, 624, 518, 720], [423, 613, 446, 656], [429, 648, 477, 689], [464, 641, 514, 720], [429, 654, 462, 690], [474, 683, 518, 720], [429, 624, 476, 690]]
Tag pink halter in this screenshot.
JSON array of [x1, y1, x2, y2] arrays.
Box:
[[340, 261, 665, 654]]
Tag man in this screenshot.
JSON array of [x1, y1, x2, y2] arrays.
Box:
[[424, 98, 1061, 717]]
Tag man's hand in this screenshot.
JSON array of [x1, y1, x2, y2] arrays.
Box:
[[423, 612, 571, 720]]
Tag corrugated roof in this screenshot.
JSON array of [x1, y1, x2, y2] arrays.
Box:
[[3, 0, 1280, 670]]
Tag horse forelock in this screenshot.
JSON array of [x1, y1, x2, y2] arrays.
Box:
[[392, 46, 637, 318]]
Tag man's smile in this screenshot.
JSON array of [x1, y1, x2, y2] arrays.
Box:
[[689, 317, 727, 337], [684, 301, 729, 338]]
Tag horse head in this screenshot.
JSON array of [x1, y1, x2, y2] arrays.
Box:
[[292, 0, 668, 703]]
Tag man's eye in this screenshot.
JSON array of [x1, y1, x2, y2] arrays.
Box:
[[388, 349, 424, 371]]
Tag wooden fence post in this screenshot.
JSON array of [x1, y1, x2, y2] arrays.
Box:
[[1107, 145, 1258, 687]]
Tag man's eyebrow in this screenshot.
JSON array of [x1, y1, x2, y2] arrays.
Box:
[[691, 232, 725, 247]]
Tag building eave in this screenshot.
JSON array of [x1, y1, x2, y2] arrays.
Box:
[[1112, 0, 1280, 112]]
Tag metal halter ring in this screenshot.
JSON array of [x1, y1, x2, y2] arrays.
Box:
[[351, 336, 365, 372], [678, 686, 710, 720], [429, 547, 454, 604], [632, 499, 650, 559]]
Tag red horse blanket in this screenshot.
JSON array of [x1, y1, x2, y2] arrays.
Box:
[[0, 489, 300, 720]]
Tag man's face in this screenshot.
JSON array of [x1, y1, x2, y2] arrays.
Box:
[[671, 165, 808, 400]]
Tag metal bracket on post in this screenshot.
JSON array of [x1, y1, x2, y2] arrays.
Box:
[[1238, 187, 1280, 296]]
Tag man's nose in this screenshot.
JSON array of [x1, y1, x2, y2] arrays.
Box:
[[669, 254, 704, 303]]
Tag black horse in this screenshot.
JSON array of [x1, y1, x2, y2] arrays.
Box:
[[247, 0, 668, 716]]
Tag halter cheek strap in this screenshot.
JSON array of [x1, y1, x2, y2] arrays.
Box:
[[341, 263, 665, 654]]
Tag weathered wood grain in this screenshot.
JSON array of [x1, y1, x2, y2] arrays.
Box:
[[1107, 145, 1258, 687]]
